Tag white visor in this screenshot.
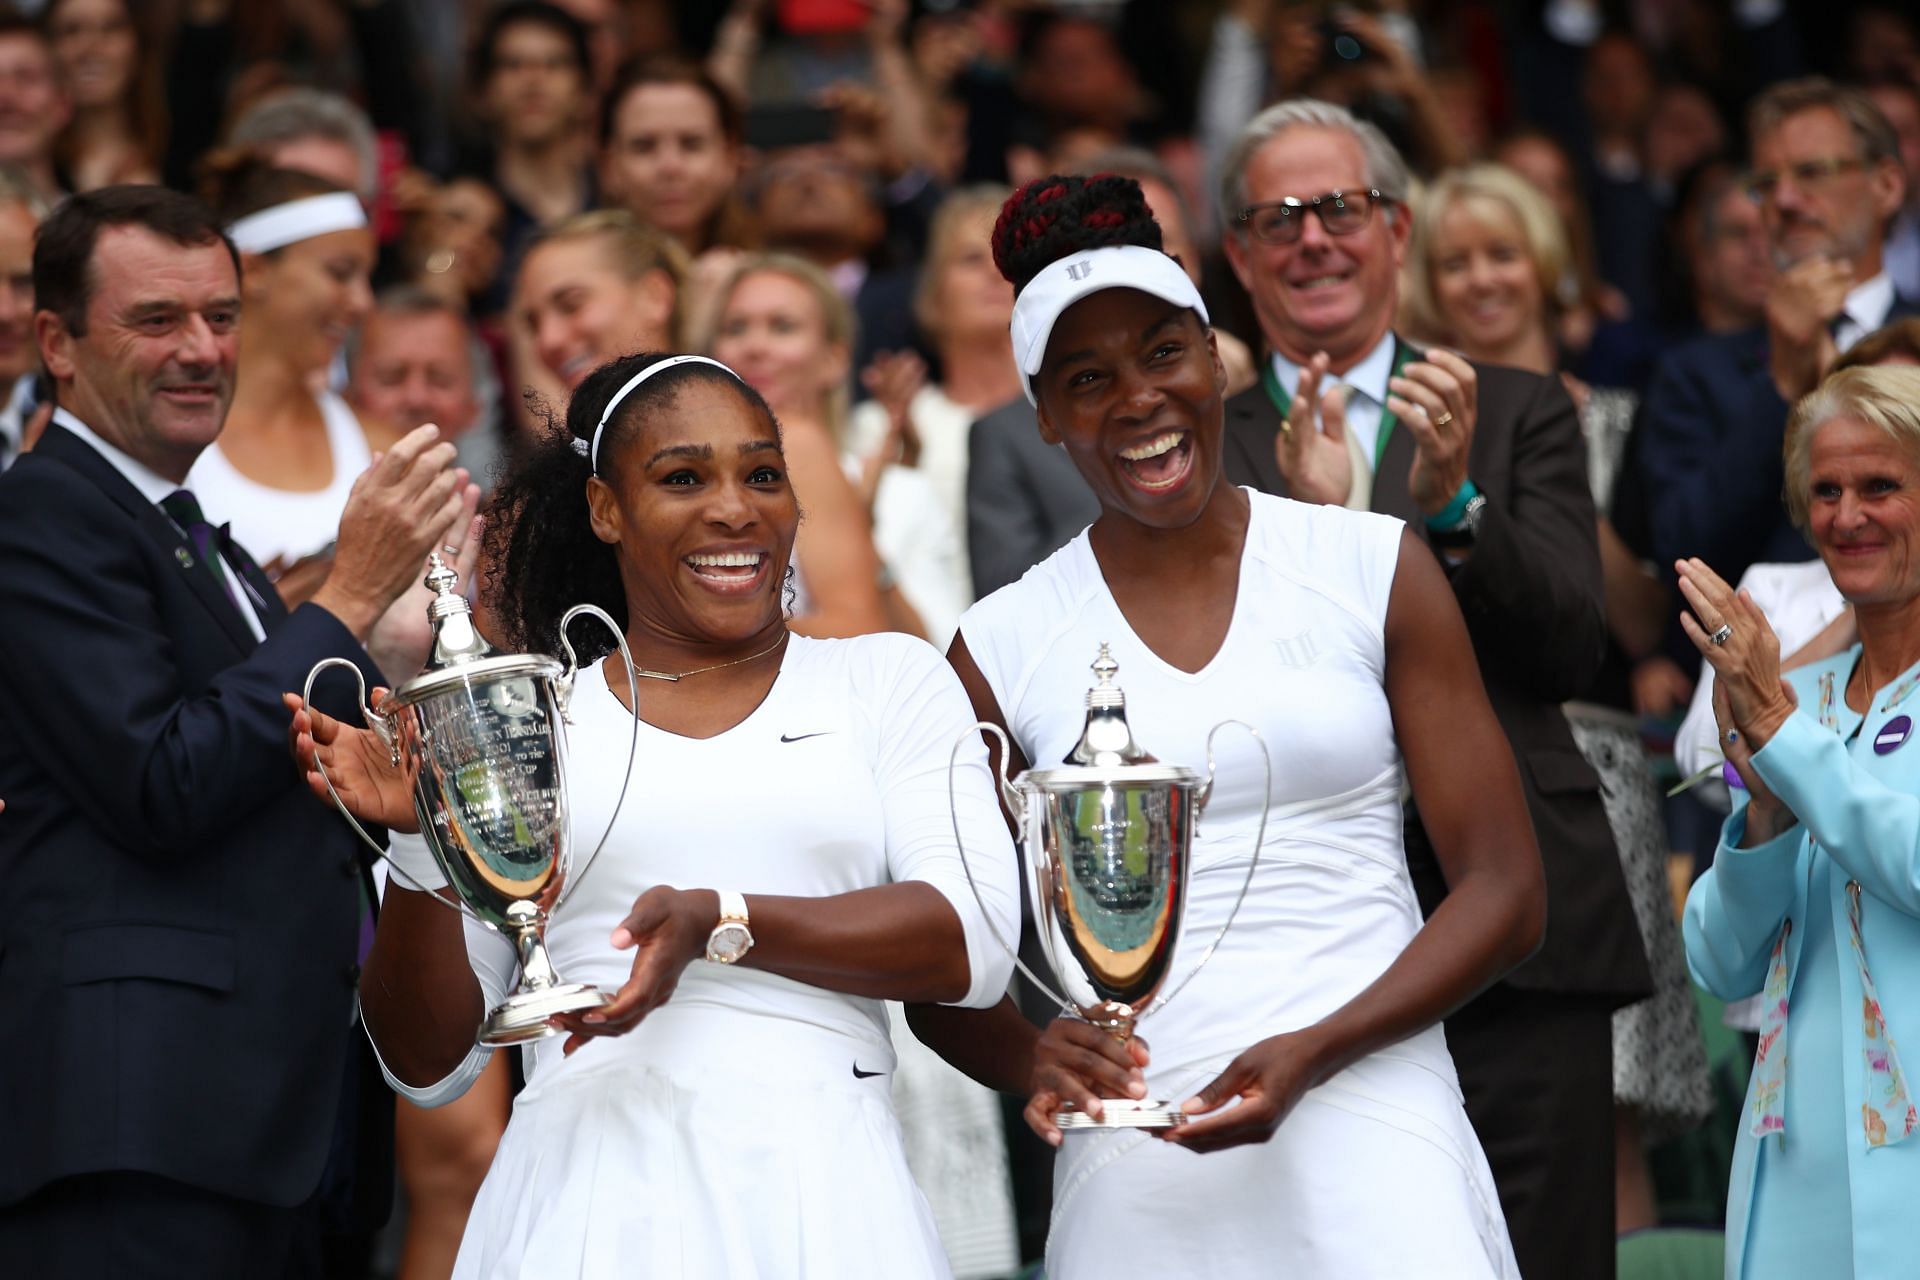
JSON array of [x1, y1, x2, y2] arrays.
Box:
[[227, 192, 368, 255], [1008, 244, 1209, 404]]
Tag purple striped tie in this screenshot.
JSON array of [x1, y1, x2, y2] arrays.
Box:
[[160, 489, 241, 613]]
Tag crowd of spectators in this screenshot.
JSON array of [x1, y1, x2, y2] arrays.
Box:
[[3, 0, 1920, 1276]]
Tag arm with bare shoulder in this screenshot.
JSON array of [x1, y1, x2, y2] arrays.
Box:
[[780, 418, 891, 637], [1167, 526, 1545, 1152]]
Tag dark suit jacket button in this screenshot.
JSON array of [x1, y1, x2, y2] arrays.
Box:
[[342, 857, 359, 877], [344, 963, 361, 986]]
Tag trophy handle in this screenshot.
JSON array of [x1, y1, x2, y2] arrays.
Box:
[[1152, 719, 1271, 1014], [301, 658, 472, 913], [947, 722, 1081, 1021], [549, 603, 641, 910]]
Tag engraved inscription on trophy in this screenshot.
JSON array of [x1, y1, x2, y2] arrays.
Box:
[[947, 643, 1270, 1131], [305, 551, 636, 1046]]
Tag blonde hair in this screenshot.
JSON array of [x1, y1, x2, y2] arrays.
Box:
[[525, 209, 691, 347], [1403, 164, 1570, 347], [705, 251, 856, 437], [1784, 365, 1920, 531], [913, 184, 1010, 340]]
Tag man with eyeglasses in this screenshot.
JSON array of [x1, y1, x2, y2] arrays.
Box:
[[1637, 77, 1913, 590], [1215, 98, 1648, 1280]]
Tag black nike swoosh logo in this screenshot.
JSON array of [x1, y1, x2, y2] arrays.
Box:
[[852, 1063, 885, 1079], [780, 732, 832, 743]]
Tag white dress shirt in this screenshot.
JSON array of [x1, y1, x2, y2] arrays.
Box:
[[1270, 330, 1398, 510], [55, 407, 267, 641], [1834, 271, 1895, 353]]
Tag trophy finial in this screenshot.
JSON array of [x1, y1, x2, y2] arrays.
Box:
[[1067, 643, 1152, 766], [421, 552, 494, 671]]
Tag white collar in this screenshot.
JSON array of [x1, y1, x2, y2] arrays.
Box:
[[52, 406, 185, 507], [1846, 271, 1895, 332], [1269, 329, 1398, 407]]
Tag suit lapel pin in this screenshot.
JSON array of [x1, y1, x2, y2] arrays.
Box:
[[1874, 715, 1913, 756], [175, 546, 195, 570]]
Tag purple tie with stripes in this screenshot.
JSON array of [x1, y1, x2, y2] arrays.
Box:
[[160, 488, 241, 613]]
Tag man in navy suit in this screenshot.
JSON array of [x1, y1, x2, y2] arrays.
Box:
[[1636, 78, 1914, 586], [0, 186, 471, 1275]]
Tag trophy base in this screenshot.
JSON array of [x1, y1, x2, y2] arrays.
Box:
[[1055, 1098, 1185, 1131], [479, 983, 610, 1046]]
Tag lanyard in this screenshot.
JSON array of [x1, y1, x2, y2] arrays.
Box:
[[1261, 339, 1412, 474]]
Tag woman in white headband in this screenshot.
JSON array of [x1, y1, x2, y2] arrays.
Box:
[[290, 351, 1020, 1279], [909, 175, 1538, 1278], [187, 159, 416, 597]]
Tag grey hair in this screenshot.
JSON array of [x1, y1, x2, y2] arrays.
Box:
[[229, 88, 379, 200], [0, 163, 48, 220], [1218, 99, 1412, 231], [1783, 365, 1920, 532]]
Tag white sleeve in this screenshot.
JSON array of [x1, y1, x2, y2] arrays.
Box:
[[382, 828, 449, 893], [868, 639, 1020, 1008], [364, 892, 521, 1108], [1673, 657, 1730, 813]]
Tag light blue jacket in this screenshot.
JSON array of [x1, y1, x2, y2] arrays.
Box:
[[1684, 648, 1920, 1279]]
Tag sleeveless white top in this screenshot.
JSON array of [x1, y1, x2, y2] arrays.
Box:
[[963, 489, 1443, 1075], [188, 388, 372, 566], [960, 489, 1517, 1279]]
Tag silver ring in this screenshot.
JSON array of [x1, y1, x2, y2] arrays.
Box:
[[1710, 623, 1733, 647], [442, 544, 460, 556], [1725, 728, 1740, 745]]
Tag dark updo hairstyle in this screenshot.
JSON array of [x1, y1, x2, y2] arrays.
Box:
[[198, 148, 348, 250], [989, 172, 1164, 294], [481, 353, 778, 663]]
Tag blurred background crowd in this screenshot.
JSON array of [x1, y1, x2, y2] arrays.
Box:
[[0, 0, 1916, 1276]]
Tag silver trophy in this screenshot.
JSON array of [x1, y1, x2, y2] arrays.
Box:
[[304, 554, 639, 1046], [951, 645, 1270, 1130]]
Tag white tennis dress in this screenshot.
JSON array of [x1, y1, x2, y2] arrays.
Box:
[[374, 633, 1021, 1279], [960, 489, 1519, 1279]]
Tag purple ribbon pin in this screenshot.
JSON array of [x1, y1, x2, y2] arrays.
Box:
[[1875, 715, 1913, 756]]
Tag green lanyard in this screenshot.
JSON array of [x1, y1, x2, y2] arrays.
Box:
[[1261, 340, 1411, 474]]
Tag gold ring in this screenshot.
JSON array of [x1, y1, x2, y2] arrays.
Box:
[[1432, 411, 1455, 428]]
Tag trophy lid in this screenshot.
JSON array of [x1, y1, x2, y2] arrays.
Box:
[[1024, 645, 1198, 790], [387, 553, 563, 708], [1065, 644, 1152, 767]]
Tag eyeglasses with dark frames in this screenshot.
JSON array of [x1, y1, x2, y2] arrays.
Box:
[[1235, 189, 1391, 245], [1742, 156, 1868, 205]]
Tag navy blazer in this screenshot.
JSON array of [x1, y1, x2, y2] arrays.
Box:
[[0, 425, 384, 1208], [1221, 354, 1652, 1001], [1635, 297, 1920, 588]]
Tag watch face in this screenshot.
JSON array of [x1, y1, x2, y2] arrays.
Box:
[[708, 922, 753, 963]]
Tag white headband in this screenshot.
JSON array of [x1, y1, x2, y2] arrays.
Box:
[[1008, 245, 1210, 405], [226, 193, 368, 254], [576, 355, 738, 473]]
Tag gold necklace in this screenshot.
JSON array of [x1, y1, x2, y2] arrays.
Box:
[[630, 631, 789, 683]]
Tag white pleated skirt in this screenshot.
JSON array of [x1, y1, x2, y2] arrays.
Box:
[[1046, 1042, 1519, 1280], [452, 1015, 952, 1280]]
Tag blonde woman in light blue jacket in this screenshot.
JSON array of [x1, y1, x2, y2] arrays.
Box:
[[1681, 364, 1920, 1279]]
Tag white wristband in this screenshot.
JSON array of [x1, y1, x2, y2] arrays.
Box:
[[383, 829, 448, 893]]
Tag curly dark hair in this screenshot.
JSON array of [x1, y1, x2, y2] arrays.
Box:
[[480, 353, 776, 663], [989, 173, 1164, 293]]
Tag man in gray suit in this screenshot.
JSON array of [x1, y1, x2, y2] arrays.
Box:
[[1215, 99, 1650, 1280], [965, 395, 1100, 598]]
